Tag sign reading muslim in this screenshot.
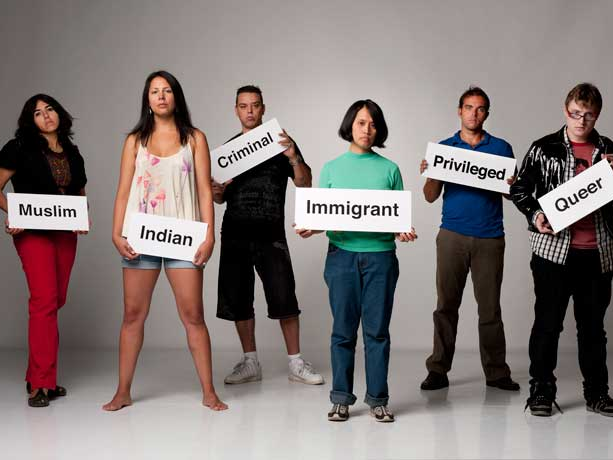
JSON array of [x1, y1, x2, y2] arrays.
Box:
[[8, 193, 89, 231]]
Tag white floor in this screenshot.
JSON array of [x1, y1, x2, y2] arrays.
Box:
[[0, 349, 611, 460]]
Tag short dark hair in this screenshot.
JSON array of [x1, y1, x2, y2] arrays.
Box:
[[458, 86, 490, 112], [565, 83, 602, 113], [236, 85, 263, 105], [130, 70, 194, 146], [16, 94, 74, 149], [338, 99, 388, 148]]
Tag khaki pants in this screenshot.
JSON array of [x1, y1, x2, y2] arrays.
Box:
[[425, 228, 511, 380]]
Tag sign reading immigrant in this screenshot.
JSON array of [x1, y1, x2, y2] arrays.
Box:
[[127, 213, 208, 262], [294, 188, 412, 233], [210, 118, 285, 183], [422, 142, 516, 194], [538, 159, 613, 233], [7, 193, 89, 231]]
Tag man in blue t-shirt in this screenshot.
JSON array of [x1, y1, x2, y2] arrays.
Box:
[[419, 87, 519, 392]]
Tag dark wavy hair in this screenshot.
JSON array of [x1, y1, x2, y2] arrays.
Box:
[[130, 70, 194, 146], [15, 94, 74, 148], [338, 99, 388, 148]]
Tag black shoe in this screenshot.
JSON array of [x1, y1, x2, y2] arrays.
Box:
[[486, 376, 520, 391], [586, 394, 613, 417], [525, 381, 561, 417], [420, 371, 449, 390], [28, 389, 50, 408], [26, 382, 67, 399]]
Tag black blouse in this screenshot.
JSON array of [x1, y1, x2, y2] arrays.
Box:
[[0, 138, 87, 196]]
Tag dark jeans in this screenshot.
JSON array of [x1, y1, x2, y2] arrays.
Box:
[[529, 249, 611, 399], [426, 229, 511, 380], [324, 244, 399, 407]]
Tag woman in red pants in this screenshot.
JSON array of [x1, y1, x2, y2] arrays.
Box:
[[0, 94, 87, 407]]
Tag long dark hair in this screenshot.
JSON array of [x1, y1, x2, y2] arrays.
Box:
[[130, 70, 194, 146], [15, 94, 74, 149]]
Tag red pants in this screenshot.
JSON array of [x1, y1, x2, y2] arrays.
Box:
[[13, 231, 77, 389]]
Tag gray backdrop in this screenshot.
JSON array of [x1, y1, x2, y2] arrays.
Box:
[[1, 0, 612, 353]]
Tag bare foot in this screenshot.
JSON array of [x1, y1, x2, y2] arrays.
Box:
[[203, 393, 228, 411], [102, 393, 133, 411]]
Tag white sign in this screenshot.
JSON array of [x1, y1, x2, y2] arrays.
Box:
[[210, 118, 285, 183], [127, 213, 208, 262], [7, 193, 89, 231], [422, 142, 516, 194], [538, 159, 613, 233], [295, 188, 411, 233]]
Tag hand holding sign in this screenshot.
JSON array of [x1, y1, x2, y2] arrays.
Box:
[[279, 130, 297, 160], [534, 212, 554, 235], [113, 234, 138, 259], [395, 228, 418, 242], [4, 218, 24, 235], [193, 238, 213, 266]]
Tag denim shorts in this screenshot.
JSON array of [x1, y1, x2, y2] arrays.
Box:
[[121, 254, 202, 270]]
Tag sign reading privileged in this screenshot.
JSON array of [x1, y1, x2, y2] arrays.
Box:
[[422, 142, 516, 194], [295, 188, 412, 233], [127, 213, 208, 262], [538, 159, 613, 233], [210, 118, 285, 183], [7, 193, 89, 231]]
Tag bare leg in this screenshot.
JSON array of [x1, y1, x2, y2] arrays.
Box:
[[280, 316, 300, 355], [102, 268, 160, 411], [166, 268, 227, 411], [235, 318, 257, 353]]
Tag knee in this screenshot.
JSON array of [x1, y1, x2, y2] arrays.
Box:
[[122, 302, 148, 327], [29, 293, 59, 316], [180, 307, 205, 328]]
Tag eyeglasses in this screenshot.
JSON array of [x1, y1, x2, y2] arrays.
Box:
[[568, 111, 597, 122]]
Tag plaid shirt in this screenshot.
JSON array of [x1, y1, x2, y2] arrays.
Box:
[[511, 127, 613, 273]]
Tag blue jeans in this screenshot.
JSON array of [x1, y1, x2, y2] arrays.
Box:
[[324, 244, 399, 407]]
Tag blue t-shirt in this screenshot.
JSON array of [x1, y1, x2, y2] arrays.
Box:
[[439, 131, 514, 238]]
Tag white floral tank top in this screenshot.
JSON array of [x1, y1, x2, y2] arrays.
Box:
[[122, 142, 199, 236]]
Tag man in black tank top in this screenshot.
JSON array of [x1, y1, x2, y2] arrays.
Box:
[[212, 85, 323, 386]]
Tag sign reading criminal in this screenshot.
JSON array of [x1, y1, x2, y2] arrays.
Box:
[[210, 118, 285, 183], [127, 213, 208, 262], [295, 188, 411, 233], [8, 193, 89, 231], [422, 142, 516, 194], [538, 159, 613, 233]]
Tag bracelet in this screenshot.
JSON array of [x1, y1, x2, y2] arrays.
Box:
[[288, 155, 303, 166]]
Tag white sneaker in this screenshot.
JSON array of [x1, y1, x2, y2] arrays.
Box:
[[224, 357, 262, 384], [288, 358, 324, 385]]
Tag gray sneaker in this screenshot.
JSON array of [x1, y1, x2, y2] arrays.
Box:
[[328, 404, 349, 421], [370, 405, 394, 422], [224, 357, 262, 384]]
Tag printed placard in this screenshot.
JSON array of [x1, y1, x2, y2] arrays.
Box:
[[126, 213, 208, 262], [295, 188, 411, 233], [422, 142, 516, 193], [210, 118, 285, 183], [538, 159, 613, 233], [7, 193, 89, 231]]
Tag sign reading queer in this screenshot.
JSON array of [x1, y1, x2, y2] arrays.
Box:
[[127, 213, 208, 262], [538, 159, 613, 233], [8, 193, 89, 231], [210, 118, 285, 183], [422, 142, 516, 194], [295, 188, 411, 233]]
